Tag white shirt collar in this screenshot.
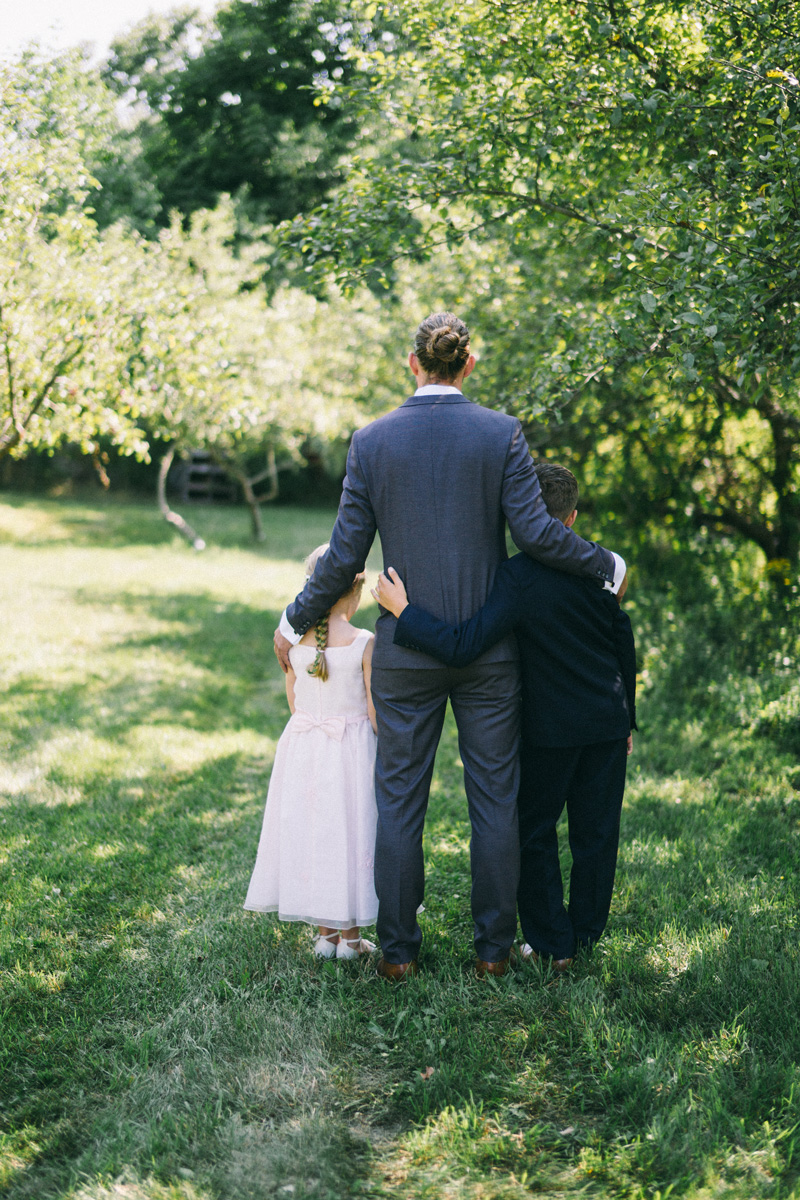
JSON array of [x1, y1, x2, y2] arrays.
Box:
[[414, 384, 463, 395]]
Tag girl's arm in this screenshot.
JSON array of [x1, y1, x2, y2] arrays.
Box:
[[285, 665, 297, 714], [361, 636, 378, 734]]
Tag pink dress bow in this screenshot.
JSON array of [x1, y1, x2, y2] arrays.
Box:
[[289, 710, 348, 741]]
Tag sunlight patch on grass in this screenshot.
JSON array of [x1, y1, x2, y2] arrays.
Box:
[[121, 727, 275, 775], [651, 929, 692, 975], [429, 835, 470, 857], [71, 1175, 213, 1200], [624, 837, 682, 867], [121, 946, 152, 963], [1, 729, 275, 797], [372, 1100, 566, 1199], [0, 1131, 45, 1196], [11, 966, 69, 993], [192, 808, 245, 829], [0, 501, 89, 544], [0, 768, 83, 806], [628, 773, 713, 808], [173, 864, 207, 885]]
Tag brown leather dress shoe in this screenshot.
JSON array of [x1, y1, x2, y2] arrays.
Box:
[[377, 957, 419, 981], [475, 956, 511, 979]]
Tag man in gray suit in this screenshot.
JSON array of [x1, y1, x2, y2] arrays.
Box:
[[274, 313, 623, 979]]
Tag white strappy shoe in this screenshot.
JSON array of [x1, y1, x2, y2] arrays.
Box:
[[336, 936, 376, 960], [313, 932, 339, 958]]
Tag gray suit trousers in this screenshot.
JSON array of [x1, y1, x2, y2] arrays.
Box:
[[371, 659, 522, 963]]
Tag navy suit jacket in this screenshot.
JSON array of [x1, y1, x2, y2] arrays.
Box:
[[286, 392, 615, 669], [394, 553, 637, 746]]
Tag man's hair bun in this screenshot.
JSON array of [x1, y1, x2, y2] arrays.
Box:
[[427, 326, 467, 363], [414, 312, 470, 381]]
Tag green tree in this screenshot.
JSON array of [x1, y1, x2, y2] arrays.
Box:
[[0, 51, 365, 548], [290, 0, 800, 571], [104, 0, 357, 228], [0, 51, 157, 462]]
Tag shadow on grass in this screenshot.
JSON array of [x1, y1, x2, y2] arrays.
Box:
[[3, 583, 381, 759], [344, 717, 800, 1192], [4, 713, 800, 1199], [1, 597, 291, 762], [1, 747, 381, 1200]]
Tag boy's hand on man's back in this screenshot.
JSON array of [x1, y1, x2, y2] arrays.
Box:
[[372, 568, 409, 618]]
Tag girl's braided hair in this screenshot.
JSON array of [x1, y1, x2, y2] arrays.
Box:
[[309, 609, 331, 681], [304, 544, 331, 681], [303, 543, 365, 682]]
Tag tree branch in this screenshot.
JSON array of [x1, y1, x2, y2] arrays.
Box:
[[0, 304, 20, 439], [247, 448, 280, 495], [0, 339, 85, 459], [693, 504, 775, 557]]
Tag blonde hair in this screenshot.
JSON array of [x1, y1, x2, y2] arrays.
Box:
[[303, 543, 365, 682]]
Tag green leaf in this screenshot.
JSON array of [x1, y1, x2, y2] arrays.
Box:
[[641, 292, 657, 312]]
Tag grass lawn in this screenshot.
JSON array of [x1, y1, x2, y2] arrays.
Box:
[[1, 496, 799, 1200]]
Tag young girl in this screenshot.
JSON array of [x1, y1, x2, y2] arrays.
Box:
[[244, 544, 379, 959]]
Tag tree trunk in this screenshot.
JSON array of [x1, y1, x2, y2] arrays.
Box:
[[157, 446, 206, 550], [241, 473, 266, 542], [227, 448, 280, 543]]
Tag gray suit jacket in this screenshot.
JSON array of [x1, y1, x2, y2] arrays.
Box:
[[286, 391, 615, 668]]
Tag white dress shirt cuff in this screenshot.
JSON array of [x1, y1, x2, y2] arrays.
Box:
[[279, 609, 303, 645], [604, 552, 627, 595]]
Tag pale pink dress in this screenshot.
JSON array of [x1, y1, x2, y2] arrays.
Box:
[[244, 627, 379, 929]]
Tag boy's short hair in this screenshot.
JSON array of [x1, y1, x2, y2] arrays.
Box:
[[534, 462, 579, 522]]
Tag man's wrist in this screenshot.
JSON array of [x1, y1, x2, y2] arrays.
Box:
[[279, 610, 302, 645]]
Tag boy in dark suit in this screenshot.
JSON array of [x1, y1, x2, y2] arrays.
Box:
[[374, 463, 636, 969]]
